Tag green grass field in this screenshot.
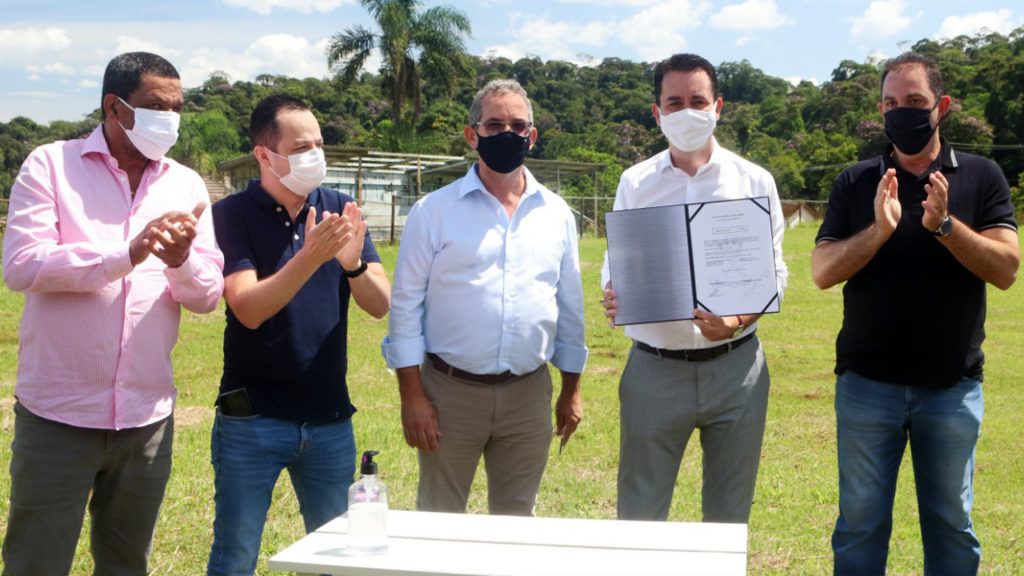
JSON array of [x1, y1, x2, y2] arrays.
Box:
[[1, 224, 1022, 574]]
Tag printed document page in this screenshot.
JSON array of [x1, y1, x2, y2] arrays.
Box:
[[605, 198, 779, 325]]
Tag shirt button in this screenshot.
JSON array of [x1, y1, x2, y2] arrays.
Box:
[[285, 221, 291, 227], [293, 234, 299, 240], [276, 206, 283, 212]]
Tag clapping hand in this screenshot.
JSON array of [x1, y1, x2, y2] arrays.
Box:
[[130, 202, 206, 268]]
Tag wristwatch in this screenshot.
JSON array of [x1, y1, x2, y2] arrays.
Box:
[[344, 259, 368, 278], [931, 215, 953, 238], [732, 317, 745, 339]]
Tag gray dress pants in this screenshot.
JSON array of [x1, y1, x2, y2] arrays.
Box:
[[617, 335, 770, 523]]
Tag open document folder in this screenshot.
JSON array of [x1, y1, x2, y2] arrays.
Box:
[[605, 197, 781, 326]]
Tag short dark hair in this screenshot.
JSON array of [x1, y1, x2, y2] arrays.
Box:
[[881, 52, 944, 101], [250, 94, 311, 151], [653, 53, 719, 104], [101, 52, 179, 119]]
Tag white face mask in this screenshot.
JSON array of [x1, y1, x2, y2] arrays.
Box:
[[659, 107, 717, 152], [267, 147, 327, 197], [117, 97, 180, 161]]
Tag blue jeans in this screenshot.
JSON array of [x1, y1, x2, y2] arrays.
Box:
[[207, 413, 356, 576], [832, 370, 983, 575]]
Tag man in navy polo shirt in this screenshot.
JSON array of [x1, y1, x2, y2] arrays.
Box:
[[207, 94, 391, 576], [812, 52, 1019, 574]]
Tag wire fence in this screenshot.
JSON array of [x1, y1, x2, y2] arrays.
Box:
[[0, 197, 830, 239], [367, 195, 829, 244]]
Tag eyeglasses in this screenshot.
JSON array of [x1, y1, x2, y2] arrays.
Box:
[[473, 120, 533, 137]]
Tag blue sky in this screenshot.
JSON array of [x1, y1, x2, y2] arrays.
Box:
[[2, 0, 1022, 123]]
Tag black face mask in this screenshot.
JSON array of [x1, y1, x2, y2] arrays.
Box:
[[475, 131, 529, 174], [884, 104, 942, 155]]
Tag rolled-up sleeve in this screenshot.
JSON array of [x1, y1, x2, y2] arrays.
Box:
[[552, 212, 588, 373], [382, 201, 431, 369]]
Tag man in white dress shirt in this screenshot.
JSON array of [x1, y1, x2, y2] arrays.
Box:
[[383, 79, 588, 515], [601, 53, 788, 523]]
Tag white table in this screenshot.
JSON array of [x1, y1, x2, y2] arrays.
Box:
[[268, 510, 747, 575]]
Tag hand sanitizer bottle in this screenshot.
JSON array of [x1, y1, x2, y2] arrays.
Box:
[[347, 450, 388, 555]]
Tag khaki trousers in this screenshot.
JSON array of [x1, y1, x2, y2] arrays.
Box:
[[416, 362, 553, 516]]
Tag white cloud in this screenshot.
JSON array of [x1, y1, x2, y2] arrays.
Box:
[[245, 34, 332, 78], [179, 34, 333, 87], [866, 50, 888, 65], [25, 62, 75, 76], [113, 35, 185, 58], [783, 75, 818, 87], [484, 12, 611, 64], [935, 10, 1018, 39], [0, 27, 72, 57], [78, 79, 98, 88], [482, 1, 712, 65], [555, 0, 667, 5], [11, 91, 65, 99], [710, 0, 793, 31], [81, 65, 105, 78], [850, 0, 916, 41], [220, 0, 352, 16], [617, 0, 713, 62], [482, 44, 524, 62]]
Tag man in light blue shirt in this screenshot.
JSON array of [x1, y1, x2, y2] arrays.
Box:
[[382, 79, 588, 515]]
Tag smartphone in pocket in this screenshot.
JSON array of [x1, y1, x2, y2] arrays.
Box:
[[217, 388, 254, 417]]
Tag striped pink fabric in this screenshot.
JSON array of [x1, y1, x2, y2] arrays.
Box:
[[2, 126, 224, 430]]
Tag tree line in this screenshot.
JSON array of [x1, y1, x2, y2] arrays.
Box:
[[2, 27, 1023, 210]]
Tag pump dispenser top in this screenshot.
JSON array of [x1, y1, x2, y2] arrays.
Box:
[[360, 450, 379, 475]]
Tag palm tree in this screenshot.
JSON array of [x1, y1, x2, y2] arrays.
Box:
[[326, 0, 472, 129]]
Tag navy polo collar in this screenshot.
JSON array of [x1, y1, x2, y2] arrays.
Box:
[[245, 178, 321, 214]]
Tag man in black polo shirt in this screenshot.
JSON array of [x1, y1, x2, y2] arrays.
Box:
[[207, 94, 391, 576], [812, 52, 1019, 575]]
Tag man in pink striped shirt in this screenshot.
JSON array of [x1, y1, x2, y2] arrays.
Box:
[[1, 52, 224, 575]]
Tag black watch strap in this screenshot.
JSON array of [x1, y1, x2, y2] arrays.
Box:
[[344, 260, 368, 278]]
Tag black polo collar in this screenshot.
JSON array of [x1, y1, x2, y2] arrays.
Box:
[[880, 139, 958, 178]]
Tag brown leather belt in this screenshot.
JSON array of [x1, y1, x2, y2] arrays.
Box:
[[426, 353, 524, 385], [636, 331, 755, 362]]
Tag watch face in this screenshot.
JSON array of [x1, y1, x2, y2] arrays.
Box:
[[935, 216, 953, 236]]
